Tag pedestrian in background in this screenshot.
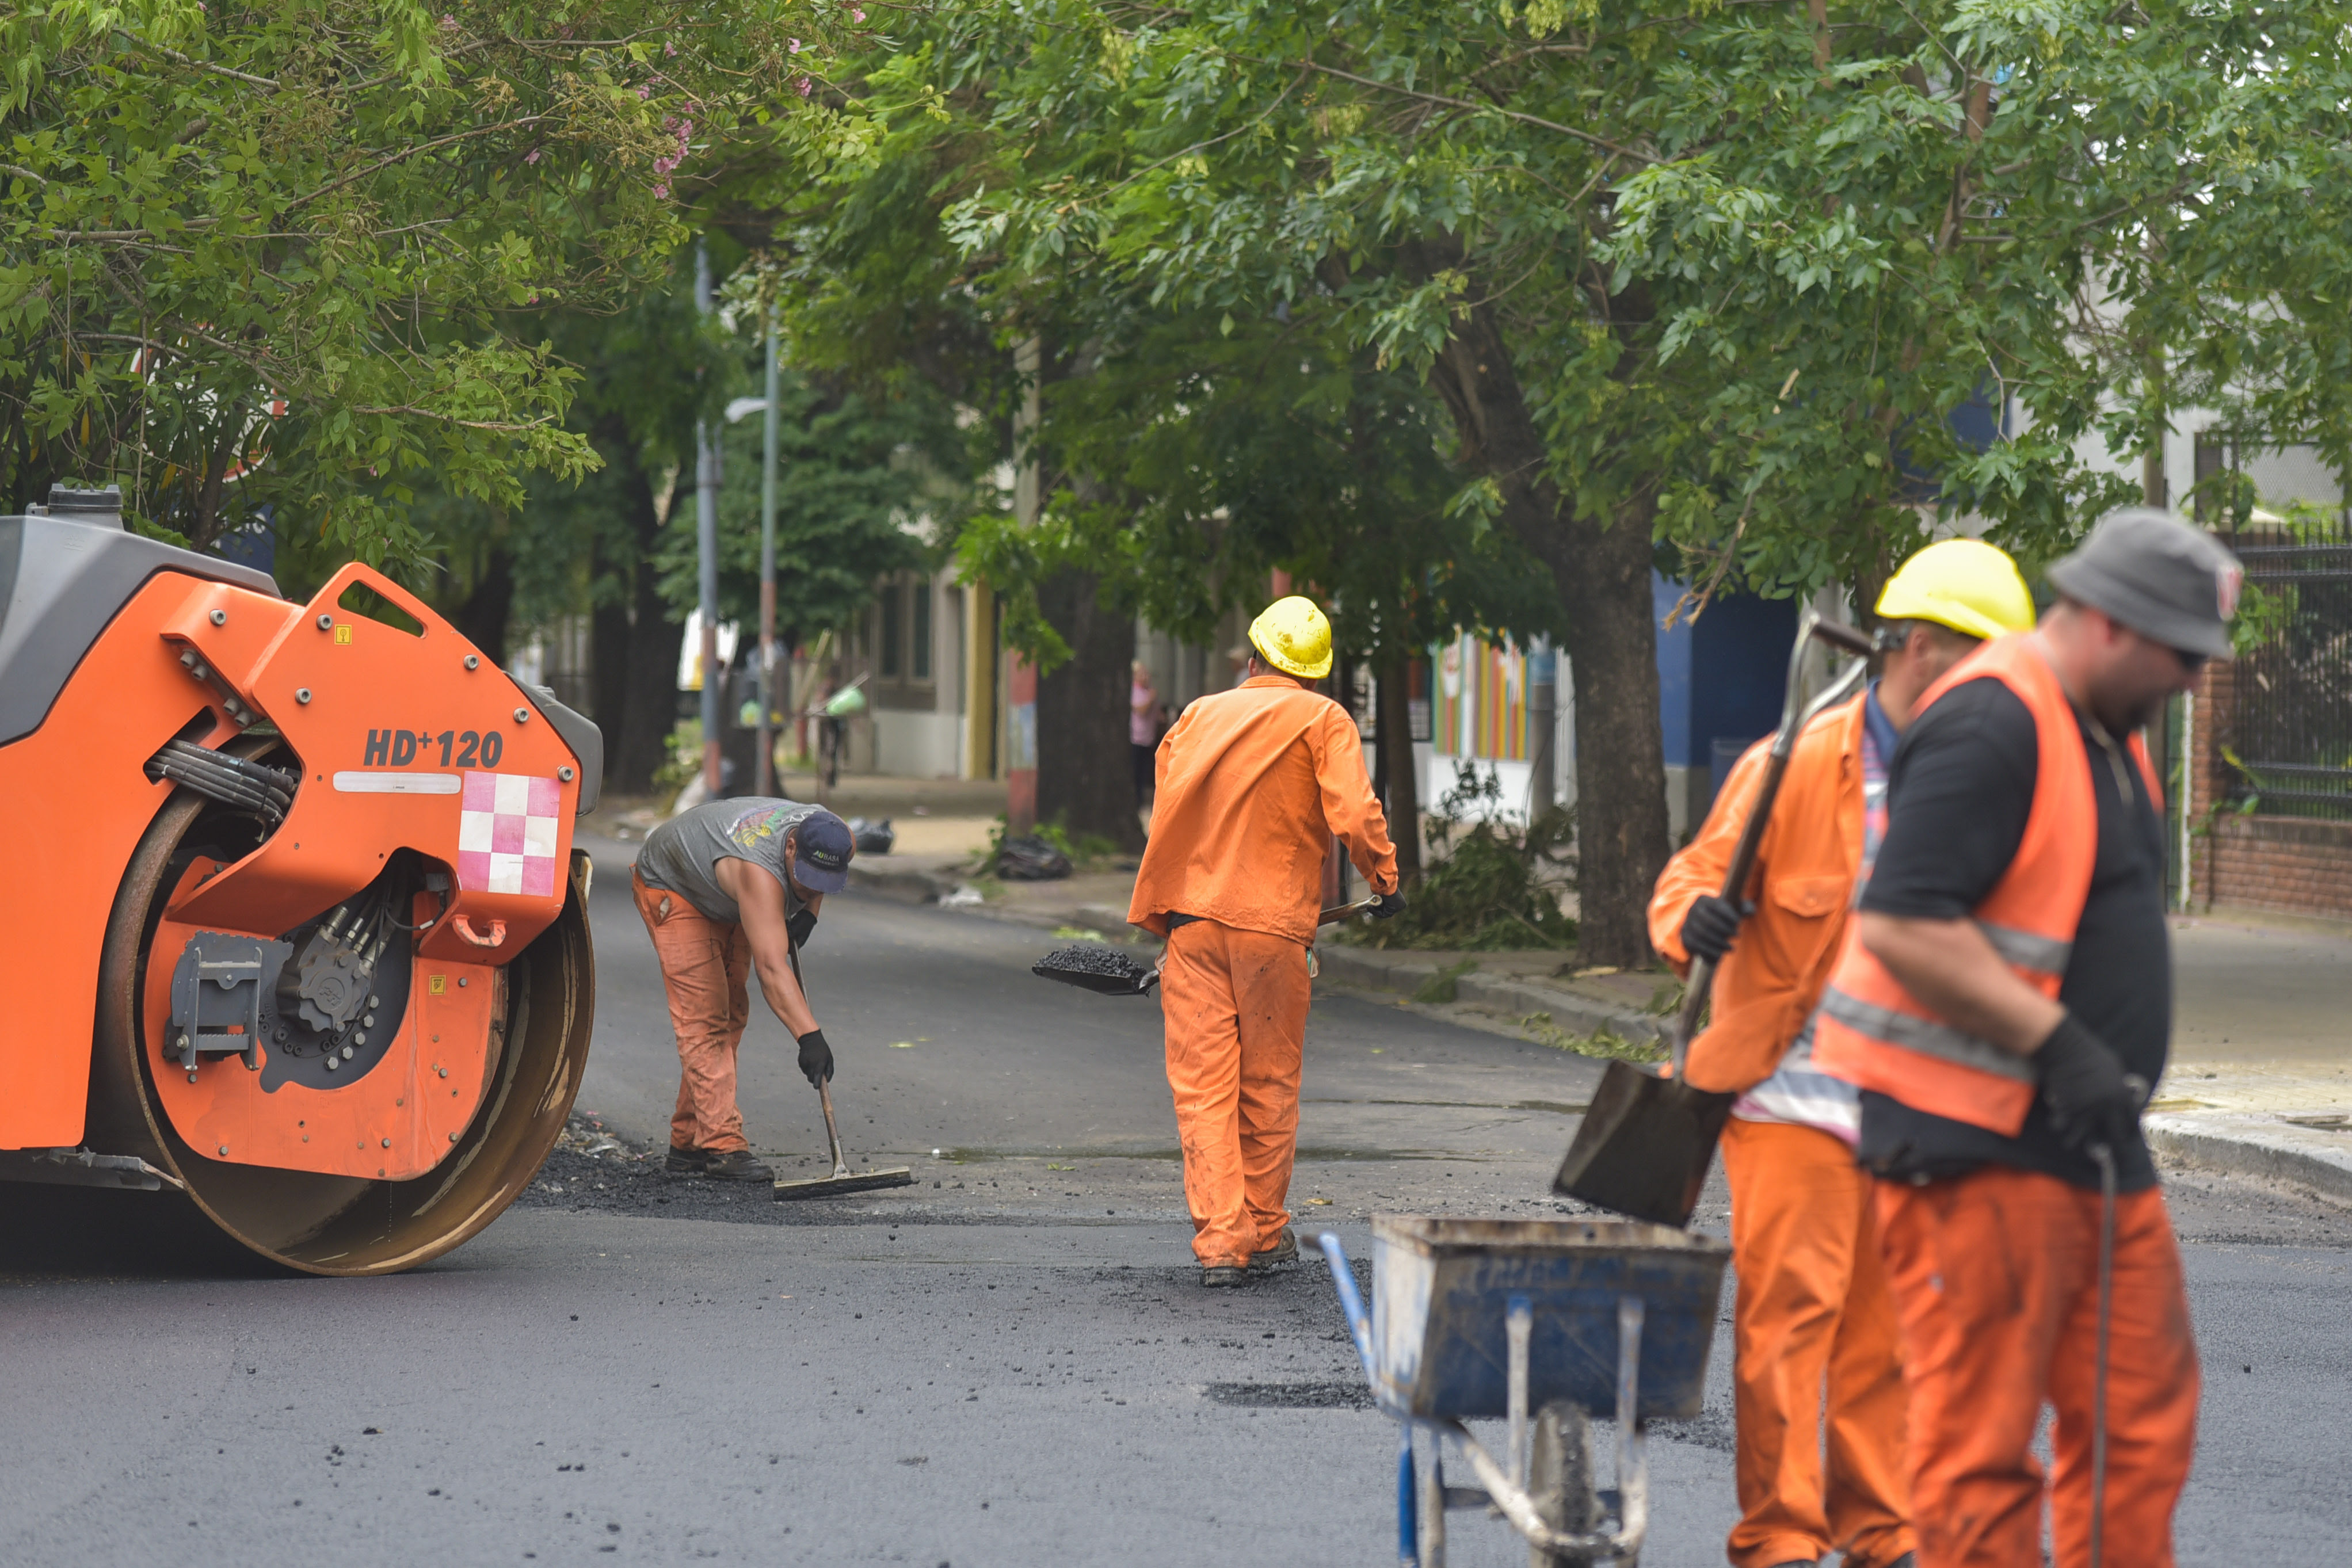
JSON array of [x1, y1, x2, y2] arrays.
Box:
[[1814, 509, 2237, 1567], [1130, 661, 1158, 808], [1129, 597, 1405, 1286], [1652, 540, 2037, 1568]]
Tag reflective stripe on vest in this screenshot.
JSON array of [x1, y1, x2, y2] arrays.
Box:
[[1810, 634, 2162, 1136]]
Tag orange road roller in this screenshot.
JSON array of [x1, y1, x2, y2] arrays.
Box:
[[0, 485, 599, 1274]]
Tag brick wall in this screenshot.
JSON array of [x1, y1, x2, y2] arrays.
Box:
[[2183, 661, 2352, 920]]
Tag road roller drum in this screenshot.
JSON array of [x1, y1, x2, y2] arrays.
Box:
[[0, 484, 597, 1274]]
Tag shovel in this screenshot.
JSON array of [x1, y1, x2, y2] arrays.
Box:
[[771, 928, 915, 1200], [1032, 895, 1383, 997], [1550, 610, 1874, 1226]]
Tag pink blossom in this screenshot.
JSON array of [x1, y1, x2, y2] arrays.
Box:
[[789, 37, 802, 52], [638, 85, 653, 99], [525, 147, 542, 163], [664, 41, 676, 55], [653, 184, 670, 199], [798, 77, 813, 97], [853, 9, 866, 19], [439, 12, 456, 27]]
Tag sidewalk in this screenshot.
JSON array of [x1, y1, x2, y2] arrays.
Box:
[[2149, 913, 2352, 1200]]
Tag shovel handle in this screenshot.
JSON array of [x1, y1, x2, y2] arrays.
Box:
[[1672, 611, 1872, 1064], [816, 1078, 850, 1180]]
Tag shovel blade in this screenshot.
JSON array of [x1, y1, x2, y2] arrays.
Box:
[[1551, 1059, 1735, 1227], [772, 1167, 916, 1200]]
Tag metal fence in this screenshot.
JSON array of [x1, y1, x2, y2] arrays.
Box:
[[2222, 513, 2352, 821]]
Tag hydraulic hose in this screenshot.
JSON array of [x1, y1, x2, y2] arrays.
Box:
[[144, 738, 296, 825]]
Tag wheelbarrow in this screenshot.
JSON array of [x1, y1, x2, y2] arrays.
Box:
[[1320, 1216, 1730, 1566]]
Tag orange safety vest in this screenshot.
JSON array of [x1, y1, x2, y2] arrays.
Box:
[[1810, 634, 2162, 1135]]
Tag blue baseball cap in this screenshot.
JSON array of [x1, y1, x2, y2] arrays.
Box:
[[790, 811, 855, 892]]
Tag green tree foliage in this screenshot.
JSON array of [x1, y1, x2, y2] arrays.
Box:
[[800, 0, 2352, 961], [652, 355, 962, 645], [958, 310, 1560, 671], [0, 0, 833, 552]]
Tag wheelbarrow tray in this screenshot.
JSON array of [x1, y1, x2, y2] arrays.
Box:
[[1371, 1215, 1728, 1421]]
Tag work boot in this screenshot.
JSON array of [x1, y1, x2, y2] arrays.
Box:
[[700, 1149, 775, 1182], [1249, 1228, 1299, 1272], [1199, 1264, 1251, 1288], [665, 1145, 708, 1174]]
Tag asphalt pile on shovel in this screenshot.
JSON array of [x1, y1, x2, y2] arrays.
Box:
[[1033, 945, 1157, 996]]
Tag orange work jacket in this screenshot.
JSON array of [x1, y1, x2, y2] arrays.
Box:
[[1649, 695, 1866, 1094], [1127, 676, 1400, 945], [1810, 634, 2162, 1135]]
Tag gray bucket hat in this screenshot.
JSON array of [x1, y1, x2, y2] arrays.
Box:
[[2046, 508, 2244, 660]]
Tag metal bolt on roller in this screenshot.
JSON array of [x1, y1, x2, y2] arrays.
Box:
[[208, 608, 227, 625], [558, 766, 574, 782], [512, 707, 529, 723], [295, 688, 312, 704], [464, 654, 479, 670], [316, 613, 333, 630]]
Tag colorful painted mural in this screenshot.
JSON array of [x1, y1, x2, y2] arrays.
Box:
[[1432, 633, 1527, 762]]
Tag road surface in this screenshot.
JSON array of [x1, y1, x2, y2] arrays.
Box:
[[5, 835, 2349, 1565]]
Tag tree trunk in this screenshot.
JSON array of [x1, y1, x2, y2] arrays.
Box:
[[452, 546, 515, 665], [1416, 254, 1671, 967], [1033, 566, 1146, 852], [1557, 492, 1671, 966], [602, 453, 685, 797], [1377, 649, 1423, 884], [590, 585, 631, 752]]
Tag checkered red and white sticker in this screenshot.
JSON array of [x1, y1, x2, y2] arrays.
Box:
[[456, 771, 561, 896]]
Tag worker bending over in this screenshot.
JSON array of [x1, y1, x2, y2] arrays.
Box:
[[1652, 540, 2034, 1568], [1814, 510, 2235, 1567], [1129, 597, 1403, 1287], [634, 798, 856, 1181]]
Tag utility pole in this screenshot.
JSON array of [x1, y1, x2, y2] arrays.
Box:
[[756, 306, 780, 798], [695, 239, 723, 798]]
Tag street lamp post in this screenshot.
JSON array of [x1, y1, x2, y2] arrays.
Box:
[[757, 308, 780, 797], [694, 239, 723, 798]]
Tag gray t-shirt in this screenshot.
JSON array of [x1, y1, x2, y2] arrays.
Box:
[[636, 798, 826, 925]]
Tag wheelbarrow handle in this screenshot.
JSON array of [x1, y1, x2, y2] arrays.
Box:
[[1317, 1232, 1378, 1385]]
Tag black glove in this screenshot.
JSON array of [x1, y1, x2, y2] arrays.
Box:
[[1372, 890, 1407, 920], [2036, 1013, 2138, 1150], [787, 907, 818, 950], [1679, 894, 1750, 966], [796, 1027, 834, 1086]]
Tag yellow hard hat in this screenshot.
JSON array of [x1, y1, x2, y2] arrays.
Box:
[[1248, 594, 1333, 679], [1875, 539, 2036, 642]]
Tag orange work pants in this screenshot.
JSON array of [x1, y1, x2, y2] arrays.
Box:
[[1722, 1118, 1915, 1568], [634, 869, 755, 1154], [1158, 920, 1312, 1266], [1874, 1165, 2199, 1568]]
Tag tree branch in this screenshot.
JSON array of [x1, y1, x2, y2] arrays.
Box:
[[1257, 56, 1660, 165], [287, 116, 555, 211]]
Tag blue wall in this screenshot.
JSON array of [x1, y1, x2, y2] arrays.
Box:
[[1653, 570, 1798, 775]]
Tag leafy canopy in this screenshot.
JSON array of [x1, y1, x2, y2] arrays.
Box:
[[1, 0, 837, 553]]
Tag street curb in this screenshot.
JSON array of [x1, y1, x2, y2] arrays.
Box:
[[1312, 947, 1667, 1046], [2147, 1113, 2352, 1204], [847, 860, 962, 903]]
